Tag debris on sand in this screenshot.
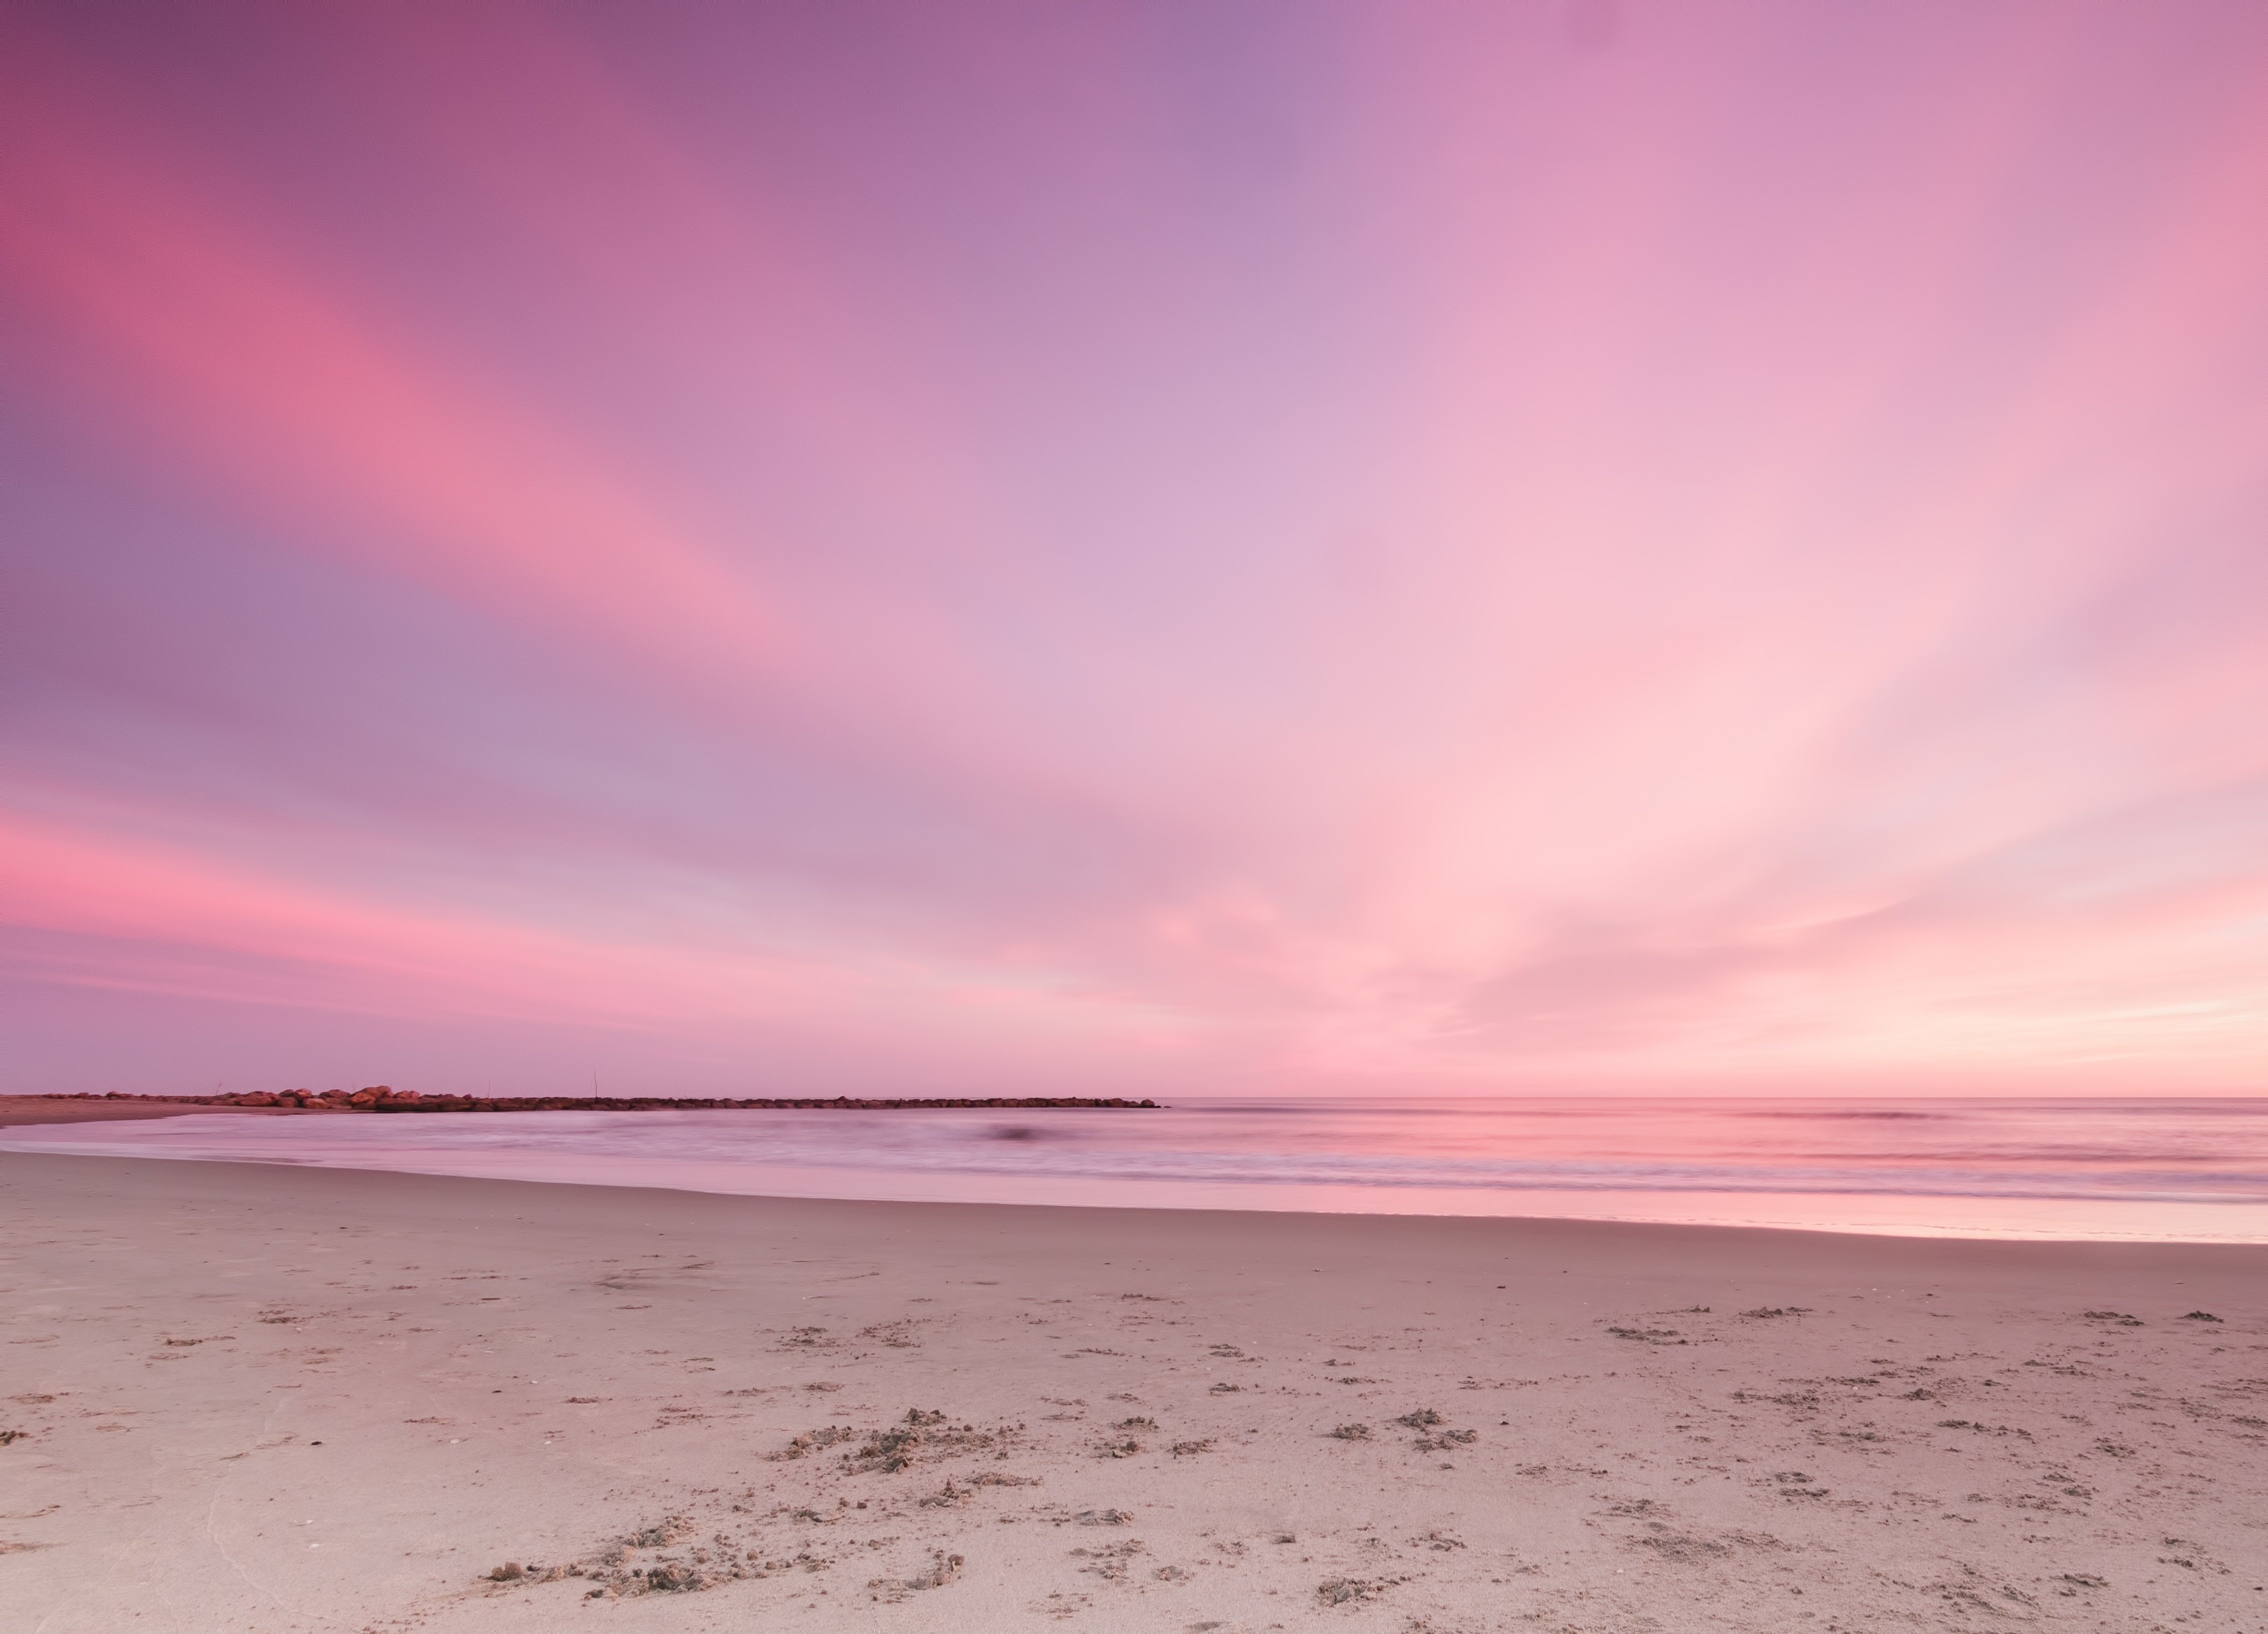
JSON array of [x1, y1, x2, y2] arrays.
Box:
[[773, 1425, 857, 1461], [1935, 1420, 2029, 1441], [1330, 1423, 1371, 1440], [833, 1409, 1019, 1473], [850, 1409, 946, 1471], [866, 1548, 964, 1603], [1318, 1576, 1386, 1605], [1072, 1540, 1145, 1580], [857, 1425, 925, 1471], [2180, 1311, 2222, 1322], [1414, 1428, 1476, 1452], [2083, 1311, 2144, 1326], [1393, 1409, 1442, 1428], [1633, 1528, 1732, 1562], [1075, 1509, 1132, 1526], [490, 1515, 795, 1599], [912, 1550, 963, 1589]]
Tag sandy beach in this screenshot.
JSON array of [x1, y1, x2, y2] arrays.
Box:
[[3, 1150, 2263, 1634], [0, 1096, 323, 1128]]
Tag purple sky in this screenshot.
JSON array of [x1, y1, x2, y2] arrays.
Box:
[[5, 2, 2268, 1098]]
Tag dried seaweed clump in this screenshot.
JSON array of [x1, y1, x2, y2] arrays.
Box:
[[847, 1408, 1017, 1473], [1415, 1428, 1476, 1452], [485, 1516, 797, 1600], [774, 1425, 858, 1461]]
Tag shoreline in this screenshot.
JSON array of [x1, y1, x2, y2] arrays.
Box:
[[12, 1144, 2268, 1265], [0, 1094, 322, 1128], [7, 1100, 2266, 1247], [3, 1151, 2262, 1631]]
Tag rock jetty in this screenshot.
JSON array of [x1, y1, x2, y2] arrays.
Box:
[[34, 1089, 1160, 1113]]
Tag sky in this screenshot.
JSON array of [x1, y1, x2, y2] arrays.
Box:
[[4, 1, 2267, 1100]]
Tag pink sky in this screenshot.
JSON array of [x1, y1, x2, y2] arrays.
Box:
[[4, 1, 2266, 1099]]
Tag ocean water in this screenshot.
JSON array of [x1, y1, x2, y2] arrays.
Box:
[[7, 1097, 2266, 1242]]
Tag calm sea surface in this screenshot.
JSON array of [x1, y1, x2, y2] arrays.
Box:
[[7, 1097, 2266, 1242]]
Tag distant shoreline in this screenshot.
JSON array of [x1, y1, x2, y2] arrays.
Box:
[[2, 1089, 1161, 1124]]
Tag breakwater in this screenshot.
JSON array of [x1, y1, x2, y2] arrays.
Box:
[[33, 1089, 1161, 1113]]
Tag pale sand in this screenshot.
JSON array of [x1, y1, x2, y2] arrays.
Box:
[[2, 1153, 2262, 1633]]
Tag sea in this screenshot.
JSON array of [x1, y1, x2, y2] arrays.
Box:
[[6, 1096, 2266, 1243]]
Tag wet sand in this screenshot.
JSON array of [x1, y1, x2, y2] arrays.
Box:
[[2, 1151, 2262, 1632], [0, 1095, 323, 1128]]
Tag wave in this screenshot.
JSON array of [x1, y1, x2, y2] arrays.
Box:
[[7, 1096, 2266, 1240]]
